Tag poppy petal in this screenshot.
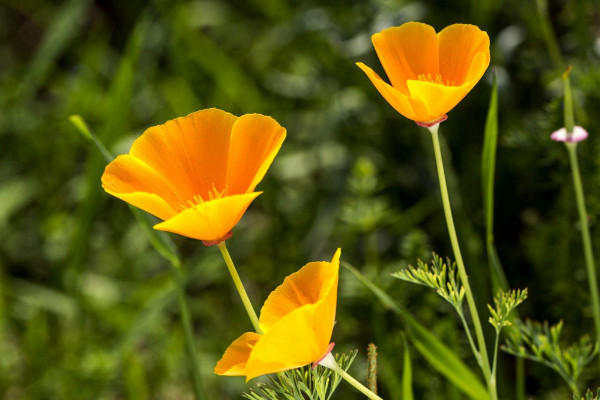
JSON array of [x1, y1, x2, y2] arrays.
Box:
[[438, 24, 490, 85], [372, 22, 439, 95], [154, 192, 262, 241], [214, 332, 261, 376], [259, 249, 341, 332], [130, 108, 237, 203], [226, 114, 286, 195], [102, 154, 179, 220], [356, 62, 430, 122], [245, 250, 341, 381], [406, 56, 486, 121]]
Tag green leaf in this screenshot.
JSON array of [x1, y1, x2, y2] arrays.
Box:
[[481, 71, 509, 293], [342, 261, 489, 400], [401, 335, 414, 400]]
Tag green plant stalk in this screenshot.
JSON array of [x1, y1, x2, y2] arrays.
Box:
[[535, 0, 565, 71], [70, 115, 204, 400], [428, 124, 496, 400], [217, 242, 262, 333], [319, 353, 383, 400], [565, 142, 600, 345], [172, 261, 204, 400]]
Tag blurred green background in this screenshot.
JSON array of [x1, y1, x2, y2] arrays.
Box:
[[2, 0, 600, 398]]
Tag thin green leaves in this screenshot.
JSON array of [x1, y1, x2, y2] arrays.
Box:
[[342, 261, 489, 400], [481, 71, 509, 293], [393, 254, 465, 313], [401, 336, 414, 400], [503, 320, 598, 396], [243, 351, 357, 400], [488, 289, 528, 331]]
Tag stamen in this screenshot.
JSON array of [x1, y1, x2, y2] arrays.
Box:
[[179, 183, 228, 211], [416, 73, 455, 86]]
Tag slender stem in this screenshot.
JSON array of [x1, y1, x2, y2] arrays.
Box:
[[566, 142, 600, 343], [458, 311, 482, 366], [515, 358, 525, 400], [172, 261, 204, 400], [319, 353, 384, 400], [491, 329, 501, 392], [217, 242, 262, 334], [428, 124, 496, 400]]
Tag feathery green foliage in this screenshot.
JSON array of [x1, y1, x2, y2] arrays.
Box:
[[243, 351, 357, 400], [503, 320, 598, 395]]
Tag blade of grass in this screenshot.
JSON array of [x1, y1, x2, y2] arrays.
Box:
[[342, 261, 489, 400], [69, 115, 204, 399], [68, 17, 149, 285], [481, 71, 509, 293], [482, 70, 527, 400], [401, 334, 414, 400], [17, 0, 90, 100]]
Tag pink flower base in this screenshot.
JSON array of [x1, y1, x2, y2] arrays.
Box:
[[313, 342, 336, 369], [416, 114, 448, 127], [550, 126, 589, 143]]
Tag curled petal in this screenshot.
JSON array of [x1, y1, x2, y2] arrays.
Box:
[[102, 155, 179, 220], [226, 114, 286, 195], [154, 192, 262, 242], [214, 332, 261, 376], [130, 108, 237, 202], [372, 22, 439, 94]]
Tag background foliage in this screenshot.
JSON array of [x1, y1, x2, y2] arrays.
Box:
[[1, 0, 600, 398]]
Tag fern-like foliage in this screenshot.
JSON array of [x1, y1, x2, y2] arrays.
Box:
[[503, 320, 598, 394], [243, 351, 357, 400], [488, 288, 528, 331], [575, 388, 600, 400], [392, 253, 464, 312]]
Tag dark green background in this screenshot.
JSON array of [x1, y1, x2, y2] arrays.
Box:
[[1, 0, 600, 398]]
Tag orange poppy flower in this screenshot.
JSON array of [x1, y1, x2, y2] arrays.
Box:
[[214, 249, 341, 381], [357, 22, 490, 126], [101, 108, 286, 245]]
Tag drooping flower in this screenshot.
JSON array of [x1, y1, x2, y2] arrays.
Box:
[[551, 126, 589, 143], [357, 22, 490, 127], [101, 108, 286, 245], [214, 249, 341, 381]]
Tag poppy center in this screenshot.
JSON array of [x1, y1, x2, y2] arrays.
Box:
[[417, 73, 455, 87], [180, 183, 228, 210]]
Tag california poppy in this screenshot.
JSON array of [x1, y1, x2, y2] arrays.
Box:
[[101, 108, 286, 244], [357, 22, 490, 126], [214, 249, 341, 381]]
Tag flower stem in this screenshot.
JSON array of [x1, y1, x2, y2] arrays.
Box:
[[428, 124, 496, 400], [217, 242, 262, 334], [172, 261, 204, 400], [565, 142, 600, 344], [319, 353, 384, 400]]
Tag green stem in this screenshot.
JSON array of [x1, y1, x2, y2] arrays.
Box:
[[491, 329, 500, 391], [565, 142, 600, 344], [428, 124, 496, 400], [515, 358, 525, 400], [320, 353, 384, 400], [217, 242, 262, 334], [458, 311, 482, 367], [172, 261, 204, 400]]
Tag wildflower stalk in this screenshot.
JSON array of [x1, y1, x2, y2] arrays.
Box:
[[565, 142, 600, 343], [217, 242, 262, 333], [428, 123, 496, 400], [319, 353, 384, 400], [172, 260, 205, 400], [561, 69, 600, 349]]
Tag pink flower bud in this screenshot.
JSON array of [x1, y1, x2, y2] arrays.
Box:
[[550, 126, 589, 143]]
